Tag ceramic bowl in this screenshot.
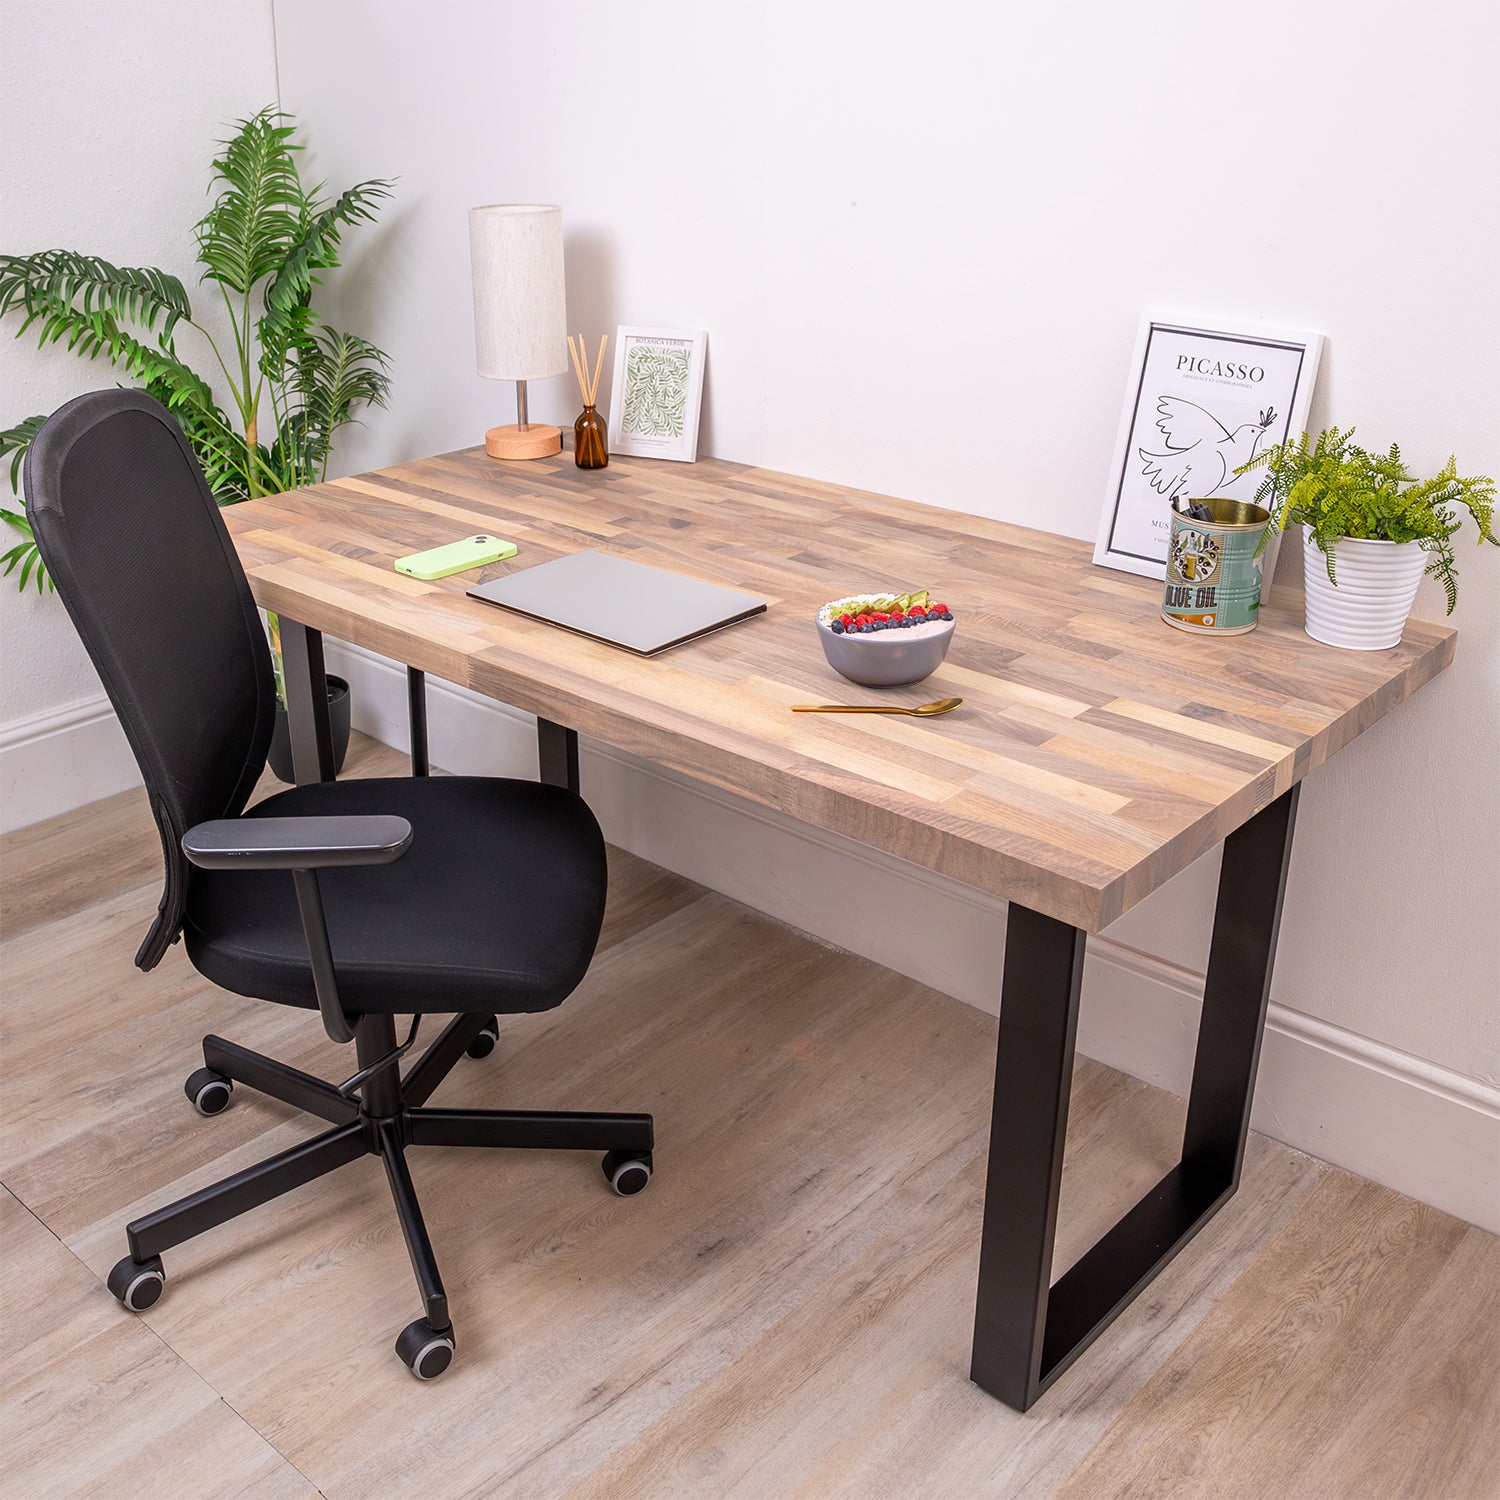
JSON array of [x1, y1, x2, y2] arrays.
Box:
[[815, 614, 955, 687]]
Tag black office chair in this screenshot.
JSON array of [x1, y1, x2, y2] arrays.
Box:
[[24, 390, 654, 1380]]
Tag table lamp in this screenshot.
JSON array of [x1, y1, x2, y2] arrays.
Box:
[[469, 203, 567, 460]]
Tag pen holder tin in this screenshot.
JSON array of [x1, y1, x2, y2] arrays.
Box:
[[1162, 498, 1272, 636]]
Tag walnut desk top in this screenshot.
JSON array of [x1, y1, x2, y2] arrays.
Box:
[[225, 447, 1455, 934]]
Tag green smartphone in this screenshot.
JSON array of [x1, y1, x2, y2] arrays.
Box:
[[394, 533, 518, 581]]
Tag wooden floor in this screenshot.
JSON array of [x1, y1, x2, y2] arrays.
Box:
[[1, 737, 1494, 1500]]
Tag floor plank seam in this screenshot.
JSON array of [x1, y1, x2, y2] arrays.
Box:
[[3, 1173, 326, 1498]]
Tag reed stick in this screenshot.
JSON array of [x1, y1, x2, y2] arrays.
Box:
[[588, 334, 608, 406], [567, 335, 590, 405]]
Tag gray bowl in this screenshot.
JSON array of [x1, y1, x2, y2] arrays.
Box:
[[816, 615, 955, 687]]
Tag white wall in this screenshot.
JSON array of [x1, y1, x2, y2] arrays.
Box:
[[0, 0, 278, 824], [274, 0, 1499, 1224]]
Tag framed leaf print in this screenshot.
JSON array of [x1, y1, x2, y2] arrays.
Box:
[[607, 327, 707, 463]]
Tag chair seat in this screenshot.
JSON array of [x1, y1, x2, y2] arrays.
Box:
[[185, 776, 607, 1015]]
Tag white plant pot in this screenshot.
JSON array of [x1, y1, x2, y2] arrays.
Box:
[[1301, 530, 1426, 650]]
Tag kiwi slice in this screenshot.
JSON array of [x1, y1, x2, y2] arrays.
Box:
[[837, 590, 931, 617]]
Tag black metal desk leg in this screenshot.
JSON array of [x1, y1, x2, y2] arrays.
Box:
[[279, 616, 335, 785], [970, 786, 1300, 1411], [407, 668, 429, 776], [970, 904, 1087, 1410], [1183, 784, 1300, 1186], [537, 717, 579, 793]]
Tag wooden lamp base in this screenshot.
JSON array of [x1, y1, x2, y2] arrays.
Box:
[[485, 423, 561, 461]]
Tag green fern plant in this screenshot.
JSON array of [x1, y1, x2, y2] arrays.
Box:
[[0, 108, 393, 594], [1237, 427, 1497, 614]]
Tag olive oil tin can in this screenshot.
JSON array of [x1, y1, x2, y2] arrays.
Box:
[[1162, 498, 1272, 635]]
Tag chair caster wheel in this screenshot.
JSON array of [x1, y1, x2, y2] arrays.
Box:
[[396, 1318, 455, 1380], [107, 1254, 165, 1311], [465, 1018, 499, 1060], [185, 1067, 233, 1116], [603, 1150, 653, 1196]]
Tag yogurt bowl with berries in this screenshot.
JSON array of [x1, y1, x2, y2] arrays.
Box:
[[815, 590, 956, 687]]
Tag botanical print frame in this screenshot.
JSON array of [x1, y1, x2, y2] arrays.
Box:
[[607, 327, 707, 463], [1094, 315, 1324, 579]]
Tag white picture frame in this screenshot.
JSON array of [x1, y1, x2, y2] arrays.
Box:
[[606, 326, 707, 463], [1093, 314, 1324, 579]]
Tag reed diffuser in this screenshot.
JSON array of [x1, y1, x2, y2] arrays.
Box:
[[567, 333, 609, 470]]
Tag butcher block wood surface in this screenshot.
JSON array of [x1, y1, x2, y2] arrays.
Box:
[[225, 447, 1456, 932]]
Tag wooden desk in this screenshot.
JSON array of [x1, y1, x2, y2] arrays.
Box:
[[227, 446, 1454, 1410]]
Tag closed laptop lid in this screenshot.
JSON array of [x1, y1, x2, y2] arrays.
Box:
[[467, 549, 767, 655]]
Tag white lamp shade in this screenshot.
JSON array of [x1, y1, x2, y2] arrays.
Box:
[[468, 204, 567, 382]]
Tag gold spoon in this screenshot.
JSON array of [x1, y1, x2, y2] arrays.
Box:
[[791, 696, 963, 717]]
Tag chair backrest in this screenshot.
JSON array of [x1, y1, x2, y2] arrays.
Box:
[[24, 390, 276, 969]]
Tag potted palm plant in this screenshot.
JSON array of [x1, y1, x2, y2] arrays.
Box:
[[0, 108, 393, 774], [1238, 427, 1496, 649]]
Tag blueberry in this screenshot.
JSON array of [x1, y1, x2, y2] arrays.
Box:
[[941, 611, 954, 620], [830, 620, 844, 633]]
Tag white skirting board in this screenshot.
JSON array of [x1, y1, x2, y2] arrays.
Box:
[[0, 694, 141, 834], [327, 640, 1499, 1232]]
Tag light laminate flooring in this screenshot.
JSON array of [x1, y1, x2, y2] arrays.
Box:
[[1, 737, 1494, 1500]]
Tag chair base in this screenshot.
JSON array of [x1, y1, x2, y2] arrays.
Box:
[[109, 1012, 654, 1378]]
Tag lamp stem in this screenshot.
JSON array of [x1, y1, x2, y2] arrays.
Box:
[[516, 379, 529, 432]]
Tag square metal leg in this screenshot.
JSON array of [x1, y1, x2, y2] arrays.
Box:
[[279, 615, 335, 785], [970, 785, 1300, 1411], [537, 717, 579, 793], [408, 667, 429, 776]]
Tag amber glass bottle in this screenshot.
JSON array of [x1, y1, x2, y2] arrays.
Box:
[[574, 405, 608, 469]]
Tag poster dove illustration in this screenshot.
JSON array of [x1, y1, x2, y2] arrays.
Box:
[[1138, 399, 1278, 503]]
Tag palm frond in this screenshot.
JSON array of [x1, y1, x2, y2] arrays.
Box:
[[258, 295, 316, 381], [141, 376, 252, 502], [259, 180, 391, 380], [1, 507, 50, 593], [285, 324, 390, 480], [1, 413, 46, 492], [195, 109, 308, 293], [0, 251, 192, 342], [260, 180, 392, 355]]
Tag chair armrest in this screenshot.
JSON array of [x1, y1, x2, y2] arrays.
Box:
[[181, 815, 411, 1048], [182, 816, 413, 871]]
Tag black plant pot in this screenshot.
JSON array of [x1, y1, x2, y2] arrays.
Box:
[[268, 674, 352, 784]]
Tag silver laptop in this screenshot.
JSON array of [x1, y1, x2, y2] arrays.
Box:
[[467, 549, 767, 656]]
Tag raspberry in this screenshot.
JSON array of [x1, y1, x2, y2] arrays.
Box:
[[931, 603, 949, 615]]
